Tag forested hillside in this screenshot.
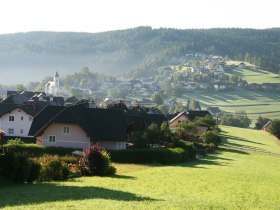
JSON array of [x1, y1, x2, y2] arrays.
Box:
[[0, 27, 280, 84]]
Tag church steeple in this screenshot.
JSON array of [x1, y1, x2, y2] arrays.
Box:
[[53, 71, 60, 94]]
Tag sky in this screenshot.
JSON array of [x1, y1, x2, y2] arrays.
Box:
[[0, 0, 279, 34]]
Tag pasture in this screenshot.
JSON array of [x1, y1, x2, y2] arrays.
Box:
[[1, 126, 280, 209], [228, 67, 280, 84], [180, 90, 280, 123]]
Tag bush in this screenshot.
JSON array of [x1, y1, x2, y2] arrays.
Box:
[[175, 140, 197, 159], [199, 131, 221, 146], [2, 144, 80, 157], [255, 116, 271, 129], [109, 147, 195, 164], [2, 152, 40, 183], [35, 155, 70, 181], [220, 111, 251, 128], [194, 115, 216, 129], [79, 144, 116, 176], [26, 159, 41, 183], [269, 119, 280, 138], [5, 138, 25, 146]]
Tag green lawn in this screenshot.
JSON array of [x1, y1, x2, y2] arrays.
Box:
[[1, 126, 280, 209], [180, 90, 280, 123], [228, 67, 280, 84]]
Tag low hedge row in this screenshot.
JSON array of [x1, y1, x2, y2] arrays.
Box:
[[109, 147, 196, 164], [2, 144, 78, 156]]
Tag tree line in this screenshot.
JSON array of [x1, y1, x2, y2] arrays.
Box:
[[0, 27, 279, 76]]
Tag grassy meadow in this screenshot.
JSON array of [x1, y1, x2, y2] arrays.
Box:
[[1, 126, 280, 209], [228, 67, 280, 84], [180, 90, 280, 124]]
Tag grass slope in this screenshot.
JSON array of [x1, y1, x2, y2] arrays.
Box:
[[1, 126, 280, 209], [229, 67, 280, 84], [180, 90, 280, 123]]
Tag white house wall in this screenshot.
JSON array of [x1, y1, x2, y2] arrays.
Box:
[[41, 123, 91, 148], [0, 108, 33, 137], [40, 123, 126, 150]]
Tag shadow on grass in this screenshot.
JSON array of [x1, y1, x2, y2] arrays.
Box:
[[176, 150, 235, 169], [108, 174, 136, 179], [221, 134, 265, 145], [0, 181, 158, 208], [218, 147, 249, 155]]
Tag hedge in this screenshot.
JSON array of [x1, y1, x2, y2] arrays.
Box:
[[109, 147, 196, 164], [2, 144, 79, 157]]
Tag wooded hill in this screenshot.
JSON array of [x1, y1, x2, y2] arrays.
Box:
[[1, 27, 280, 83]]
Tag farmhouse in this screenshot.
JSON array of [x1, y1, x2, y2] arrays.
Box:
[[28, 103, 132, 150], [169, 110, 211, 128], [0, 103, 45, 138]]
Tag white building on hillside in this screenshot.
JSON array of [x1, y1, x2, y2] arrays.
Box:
[[45, 72, 60, 96], [0, 104, 43, 138]]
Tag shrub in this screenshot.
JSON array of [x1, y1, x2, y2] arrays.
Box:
[[255, 116, 271, 129], [220, 111, 251, 128], [175, 140, 196, 159], [131, 131, 148, 148], [79, 144, 116, 176], [269, 119, 280, 138], [109, 147, 194, 164], [35, 155, 70, 181], [199, 131, 221, 146], [26, 159, 41, 183], [194, 115, 216, 129], [5, 138, 25, 146], [2, 152, 41, 183], [2, 144, 80, 157]]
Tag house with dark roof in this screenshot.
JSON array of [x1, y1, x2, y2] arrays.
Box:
[[107, 102, 167, 132], [28, 103, 132, 150], [169, 110, 211, 128], [206, 107, 221, 118], [3, 91, 64, 106], [0, 103, 45, 138]]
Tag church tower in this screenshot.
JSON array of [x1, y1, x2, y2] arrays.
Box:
[[54, 71, 60, 94]]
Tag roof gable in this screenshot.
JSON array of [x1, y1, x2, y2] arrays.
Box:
[[29, 105, 129, 141]]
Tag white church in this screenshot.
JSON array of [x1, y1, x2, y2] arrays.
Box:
[[45, 72, 60, 95]]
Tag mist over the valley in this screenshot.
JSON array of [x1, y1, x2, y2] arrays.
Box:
[[0, 27, 280, 85]]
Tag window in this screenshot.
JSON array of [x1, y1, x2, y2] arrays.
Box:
[[9, 116, 14, 121], [20, 129, 23, 134], [8, 128, 14, 134], [49, 135, 56, 143], [18, 110, 21, 112], [21, 117, 24, 121], [63, 126, 70, 134], [29, 117, 33, 121]]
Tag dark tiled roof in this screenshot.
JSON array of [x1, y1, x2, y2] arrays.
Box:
[[0, 103, 45, 117], [206, 107, 221, 113], [2, 94, 30, 104], [0, 104, 18, 116], [184, 110, 211, 121], [170, 110, 212, 123], [144, 113, 167, 127], [65, 96, 79, 105], [29, 105, 130, 142], [166, 112, 180, 121], [19, 104, 46, 116], [28, 106, 66, 136]]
